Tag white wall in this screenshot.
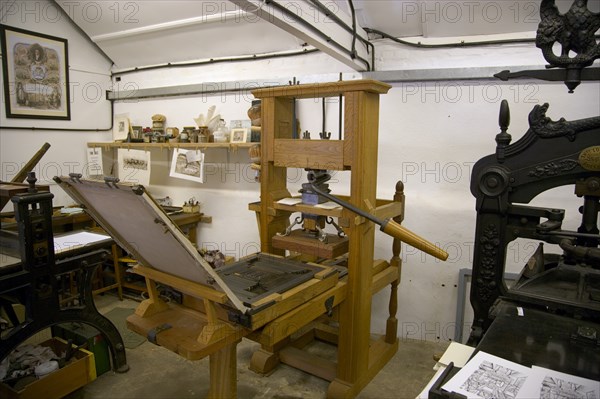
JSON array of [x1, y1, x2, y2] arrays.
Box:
[[3, 1, 599, 344], [0, 0, 113, 208]]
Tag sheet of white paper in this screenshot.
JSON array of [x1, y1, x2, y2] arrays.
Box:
[[442, 351, 532, 399], [519, 366, 600, 399], [86, 147, 103, 177], [437, 342, 476, 369], [118, 149, 151, 186], [169, 149, 204, 183], [277, 198, 302, 206], [314, 201, 342, 210], [54, 231, 111, 254]]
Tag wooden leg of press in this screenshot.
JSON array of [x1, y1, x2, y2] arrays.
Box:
[[135, 278, 168, 317], [249, 348, 280, 375], [207, 340, 239, 399], [327, 379, 354, 399]]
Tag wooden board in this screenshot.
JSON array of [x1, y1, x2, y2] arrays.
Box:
[[272, 230, 349, 259], [273, 139, 345, 170], [252, 80, 391, 99], [126, 303, 246, 361]]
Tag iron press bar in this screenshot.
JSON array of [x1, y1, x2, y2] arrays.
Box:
[[308, 182, 449, 261]]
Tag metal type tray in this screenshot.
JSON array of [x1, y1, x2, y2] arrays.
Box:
[[217, 253, 323, 307]]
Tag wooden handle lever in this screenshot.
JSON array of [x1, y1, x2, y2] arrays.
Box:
[[381, 219, 448, 261]]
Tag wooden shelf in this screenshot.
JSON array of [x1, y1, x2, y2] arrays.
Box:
[[87, 142, 256, 150]]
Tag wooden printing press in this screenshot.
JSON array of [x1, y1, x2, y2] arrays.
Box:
[[52, 80, 448, 398]]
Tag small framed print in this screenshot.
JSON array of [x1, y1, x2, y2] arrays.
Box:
[[230, 128, 248, 143], [113, 114, 130, 141], [131, 126, 143, 140], [1, 25, 70, 120]]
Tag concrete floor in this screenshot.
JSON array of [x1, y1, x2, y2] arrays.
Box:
[[81, 294, 449, 399]]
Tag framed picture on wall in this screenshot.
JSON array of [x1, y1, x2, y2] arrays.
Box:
[[0, 25, 71, 120]]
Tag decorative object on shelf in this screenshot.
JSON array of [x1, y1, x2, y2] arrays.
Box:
[[0, 25, 71, 120], [194, 105, 215, 127], [230, 128, 248, 143], [113, 114, 131, 141], [213, 119, 230, 143], [180, 126, 195, 143], [197, 126, 210, 143], [247, 100, 261, 127], [248, 100, 262, 142], [194, 105, 222, 134], [182, 197, 201, 214], [169, 148, 204, 183], [165, 127, 179, 140], [151, 114, 166, 137], [143, 127, 153, 143], [130, 126, 144, 142], [249, 144, 261, 182]]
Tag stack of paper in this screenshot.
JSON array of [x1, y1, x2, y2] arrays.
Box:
[[441, 351, 600, 399]]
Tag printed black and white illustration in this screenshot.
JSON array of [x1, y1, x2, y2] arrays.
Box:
[[117, 149, 151, 186], [442, 351, 532, 399], [539, 375, 598, 399], [519, 366, 600, 399], [122, 157, 148, 170], [445, 354, 600, 399], [169, 149, 204, 183], [460, 360, 527, 399]]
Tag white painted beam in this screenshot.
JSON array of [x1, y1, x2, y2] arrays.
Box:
[[228, 0, 372, 71]]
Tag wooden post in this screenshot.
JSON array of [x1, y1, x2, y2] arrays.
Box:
[[259, 97, 293, 254], [330, 90, 380, 392], [198, 299, 237, 345], [386, 181, 404, 343], [135, 277, 168, 317]]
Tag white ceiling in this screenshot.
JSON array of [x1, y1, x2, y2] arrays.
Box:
[[54, 0, 599, 71]]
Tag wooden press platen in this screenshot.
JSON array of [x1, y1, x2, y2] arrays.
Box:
[[54, 176, 249, 313]]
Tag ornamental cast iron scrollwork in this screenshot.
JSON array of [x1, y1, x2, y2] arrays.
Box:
[[495, 0, 600, 92]]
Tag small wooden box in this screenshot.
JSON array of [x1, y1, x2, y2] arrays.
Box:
[[0, 338, 97, 399], [182, 204, 200, 213]]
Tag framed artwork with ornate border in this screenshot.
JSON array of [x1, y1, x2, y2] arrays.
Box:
[[1, 25, 70, 120]]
